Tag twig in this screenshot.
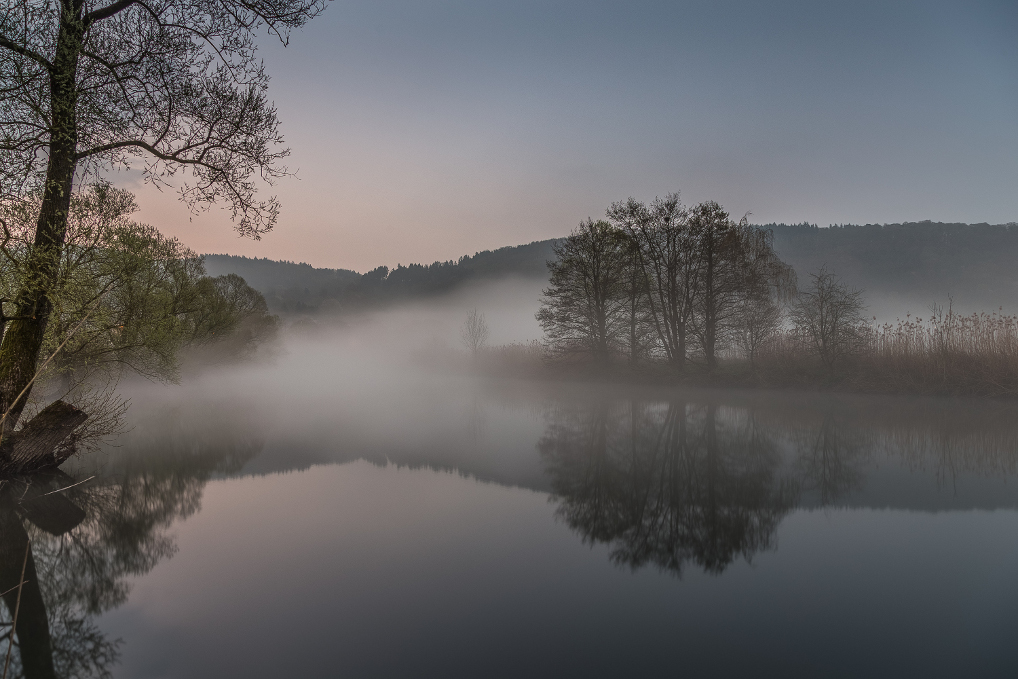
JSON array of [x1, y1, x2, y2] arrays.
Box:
[[2, 540, 29, 679], [38, 474, 94, 496], [0, 582, 27, 599]]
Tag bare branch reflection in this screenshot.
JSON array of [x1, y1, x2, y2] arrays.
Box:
[[541, 400, 794, 576], [0, 405, 263, 679], [541, 393, 1018, 576]]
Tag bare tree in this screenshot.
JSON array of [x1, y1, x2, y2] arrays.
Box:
[[0, 0, 328, 430], [734, 292, 783, 368], [608, 194, 699, 369], [537, 219, 629, 363], [687, 203, 795, 371], [461, 309, 489, 359], [790, 267, 867, 373], [619, 236, 655, 366]]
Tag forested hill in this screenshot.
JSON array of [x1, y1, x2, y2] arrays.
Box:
[[206, 221, 1018, 316], [204, 239, 560, 314], [767, 221, 1018, 314]]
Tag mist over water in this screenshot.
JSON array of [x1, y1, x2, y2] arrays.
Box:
[[5, 282, 1016, 678]]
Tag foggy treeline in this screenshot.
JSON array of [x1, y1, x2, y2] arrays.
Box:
[[206, 219, 1018, 319], [768, 220, 1018, 310], [530, 195, 1018, 398], [205, 240, 557, 314]]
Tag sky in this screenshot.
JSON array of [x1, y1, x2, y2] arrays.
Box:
[[121, 0, 1018, 272]]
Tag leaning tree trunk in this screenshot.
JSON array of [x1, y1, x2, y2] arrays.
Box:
[[0, 6, 82, 435]]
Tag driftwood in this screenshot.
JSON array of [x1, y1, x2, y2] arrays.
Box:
[[0, 401, 88, 477]]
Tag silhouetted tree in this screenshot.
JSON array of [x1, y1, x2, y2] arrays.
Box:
[[688, 202, 795, 371], [537, 219, 630, 362], [790, 267, 867, 373], [461, 309, 489, 359], [608, 194, 698, 368]]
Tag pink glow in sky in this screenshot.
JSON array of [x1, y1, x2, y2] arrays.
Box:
[[122, 0, 1017, 272]]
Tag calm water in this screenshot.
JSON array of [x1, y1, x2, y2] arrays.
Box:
[[3, 336, 1018, 678]]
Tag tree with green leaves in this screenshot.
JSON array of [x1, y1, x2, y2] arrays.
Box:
[[1, 184, 276, 391], [0, 0, 327, 429]]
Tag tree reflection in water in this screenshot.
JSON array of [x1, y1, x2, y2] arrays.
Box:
[[0, 407, 262, 679], [541, 394, 1018, 577], [540, 400, 795, 575], [792, 415, 870, 507]]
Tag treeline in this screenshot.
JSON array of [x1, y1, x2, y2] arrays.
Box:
[[768, 220, 1018, 313], [533, 195, 1018, 397], [207, 219, 1018, 318], [204, 239, 558, 314]]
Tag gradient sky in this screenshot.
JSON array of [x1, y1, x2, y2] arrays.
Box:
[[122, 0, 1018, 271]]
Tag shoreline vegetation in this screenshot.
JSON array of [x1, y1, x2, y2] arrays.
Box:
[[463, 313, 1018, 399], [455, 195, 1018, 400]]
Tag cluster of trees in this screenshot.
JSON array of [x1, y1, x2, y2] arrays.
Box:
[[1, 184, 278, 390], [538, 194, 798, 371]]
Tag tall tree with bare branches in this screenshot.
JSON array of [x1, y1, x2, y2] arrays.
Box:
[[607, 193, 699, 369], [689, 202, 795, 371], [537, 219, 630, 363], [790, 267, 867, 373], [0, 0, 328, 429]]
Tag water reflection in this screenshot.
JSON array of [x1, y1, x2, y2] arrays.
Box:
[[540, 401, 794, 575], [0, 406, 262, 679], [540, 393, 1018, 576], [4, 381, 1018, 676], [792, 414, 870, 506]]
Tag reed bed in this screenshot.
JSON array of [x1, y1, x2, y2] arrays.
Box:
[[748, 307, 1018, 396], [858, 308, 1018, 396], [477, 340, 548, 377], [480, 309, 1018, 398]]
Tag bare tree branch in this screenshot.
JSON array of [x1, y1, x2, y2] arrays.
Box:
[[0, 34, 52, 70]]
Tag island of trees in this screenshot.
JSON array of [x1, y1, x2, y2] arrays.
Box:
[[531, 194, 1018, 398]]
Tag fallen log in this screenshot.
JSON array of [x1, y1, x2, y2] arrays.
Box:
[[0, 401, 88, 476]]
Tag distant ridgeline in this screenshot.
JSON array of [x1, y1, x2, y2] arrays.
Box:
[[206, 221, 1018, 316], [203, 239, 560, 314], [767, 221, 1018, 315]]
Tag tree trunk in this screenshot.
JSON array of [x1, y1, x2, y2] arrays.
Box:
[[703, 236, 718, 371], [0, 6, 82, 434], [0, 510, 57, 679], [0, 401, 88, 476]]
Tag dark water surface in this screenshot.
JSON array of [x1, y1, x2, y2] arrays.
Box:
[[3, 344, 1018, 678]]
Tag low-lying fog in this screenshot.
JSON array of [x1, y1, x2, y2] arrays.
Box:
[[80, 273, 1018, 509]]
